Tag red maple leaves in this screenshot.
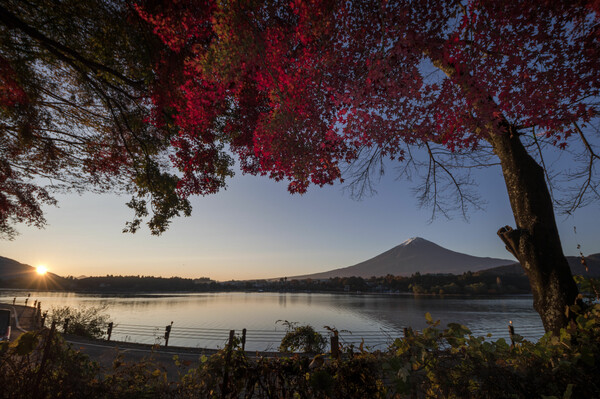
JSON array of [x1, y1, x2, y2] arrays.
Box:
[[137, 0, 600, 195], [0, 57, 28, 108]]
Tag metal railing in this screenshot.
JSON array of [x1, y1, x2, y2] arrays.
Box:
[[91, 321, 545, 351], [104, 322, 404, 351]]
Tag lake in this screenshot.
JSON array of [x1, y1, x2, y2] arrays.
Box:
[[0, 291, 545, 351]]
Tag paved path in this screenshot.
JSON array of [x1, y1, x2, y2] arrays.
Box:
[[0, 304, 39, 341], [64, 335, 220, 379], [62, 335, 293, 379]]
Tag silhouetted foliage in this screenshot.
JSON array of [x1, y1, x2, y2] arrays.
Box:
[[49, 305, 111, 339], [2, 298, 600, 398]]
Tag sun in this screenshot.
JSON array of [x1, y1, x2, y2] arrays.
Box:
[[36, 265, 48, 276]]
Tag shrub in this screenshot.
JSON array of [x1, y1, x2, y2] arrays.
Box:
[[0, 330, 101, 398], [3, 301, 599, 398], [278, 320, 327, 353], [49, 305, 111, 339], [387, 307, 600, 398]]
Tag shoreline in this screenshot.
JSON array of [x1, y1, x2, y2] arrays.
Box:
[[0, 287, 534, 299]]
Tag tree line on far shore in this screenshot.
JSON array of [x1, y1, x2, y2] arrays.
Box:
[[1, 270, 532, 296]]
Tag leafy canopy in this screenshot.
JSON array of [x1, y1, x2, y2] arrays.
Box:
[[138, 0, 600, 202], [2, 0, 600, 237], [0, 0, 232, 238]]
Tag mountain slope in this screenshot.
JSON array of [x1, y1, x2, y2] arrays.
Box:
[[0, 256, 37, 280], [0, 256, 67, 289], [290, 237, 514, 279], [481, 253, 600, 277]]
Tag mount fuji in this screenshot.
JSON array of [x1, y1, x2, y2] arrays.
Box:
[[289, 237, 514, 279]]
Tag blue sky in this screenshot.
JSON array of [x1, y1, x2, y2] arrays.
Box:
[[2, 156, 599, 281]]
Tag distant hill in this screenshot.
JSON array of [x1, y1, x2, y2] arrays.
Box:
[[0, 256, 37, 280], [288, 237, 515, 279], [480, 253, 600, 277], [0, 256, 67, 289]]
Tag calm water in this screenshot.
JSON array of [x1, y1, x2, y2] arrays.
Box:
[[1, 291, 545, 351]]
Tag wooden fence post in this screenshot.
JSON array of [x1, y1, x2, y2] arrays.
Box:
[[107, 322, 113, 341], [221, 330, 235, 398], [330, 330, 340, 360], [403, 327, 409, 338], [508, 320, 515, 348], [63, 318, 70, 333], [164, 321, 173, 347], [230, 330, 235, 347], [33, 321, 56, 397], [241, 328, 247, 351]]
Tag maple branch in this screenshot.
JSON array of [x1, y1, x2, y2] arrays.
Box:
[[1, 125, 88, 160], [423, 143, 499, 169], [574, 122, 600, 162], [422, 142, 447, 220], [343, 146, 386, 199], [33, 127, 98, 145], [33, 134, 88, 148], [37, 86, 109, 121], [58, 52, 150, 168], [530, 126, 555, 203], [0, 4, 144, 90], [39, 102, 107, 130], [423, 141, 475, 220], [423, 46, 510, 140], [564, 121, 600, 213], [455, 0, 468, 17], [460, 39, 511, 58]]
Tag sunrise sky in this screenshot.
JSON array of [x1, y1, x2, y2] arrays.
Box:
[[2, 151, 599, 282]]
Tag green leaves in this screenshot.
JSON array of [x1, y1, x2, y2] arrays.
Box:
[[385, 305, 600, 398], [14, 331, 37, 355], [278, 322, 327, 354], [424, 312, 433, 324]]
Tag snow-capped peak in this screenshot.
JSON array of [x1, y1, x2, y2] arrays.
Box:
[[401, 237, 423, 246]]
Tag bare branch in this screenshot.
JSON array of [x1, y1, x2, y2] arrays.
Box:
[[561, 121, 600, 214], [530, 126, 555, 203]]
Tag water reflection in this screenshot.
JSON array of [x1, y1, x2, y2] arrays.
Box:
[[1, 291, 545, 349]]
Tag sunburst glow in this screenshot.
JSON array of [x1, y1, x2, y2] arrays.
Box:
[[36, 265, 48, 275]]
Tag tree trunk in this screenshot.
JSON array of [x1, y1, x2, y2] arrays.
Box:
[[487, 128, 579, 334]]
